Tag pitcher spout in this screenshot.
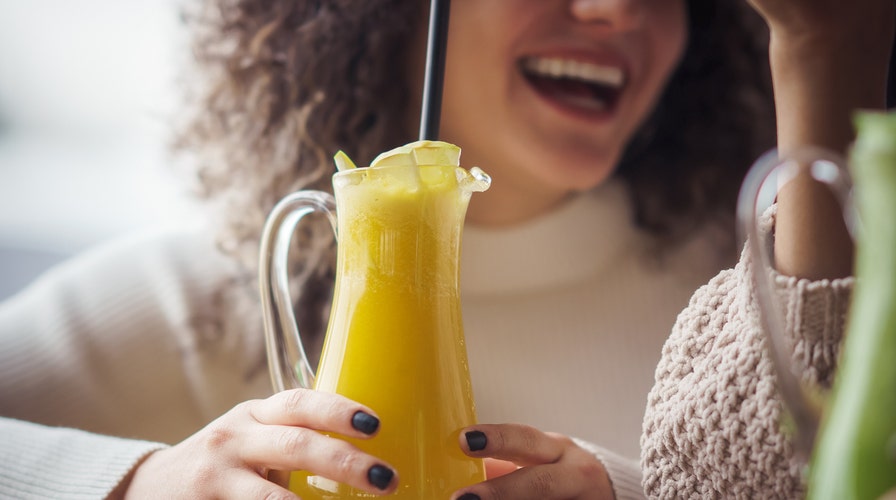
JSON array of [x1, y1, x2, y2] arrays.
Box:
[[457, 166, 491, 195]]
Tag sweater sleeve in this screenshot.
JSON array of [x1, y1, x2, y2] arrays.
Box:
[[0, 417, 166, 499], [0, 227, 271, 445], [640, 236, 853, 499], [573, 438, 646, 500]]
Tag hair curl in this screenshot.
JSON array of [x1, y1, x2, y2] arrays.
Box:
[[177, 0, 774, 362]]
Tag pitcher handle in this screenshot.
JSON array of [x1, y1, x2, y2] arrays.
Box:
[[736, 148, 857, 458], [258, 190, 337, 393]]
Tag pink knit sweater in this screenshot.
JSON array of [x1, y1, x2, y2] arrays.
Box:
[[641, 231, 853, 498]]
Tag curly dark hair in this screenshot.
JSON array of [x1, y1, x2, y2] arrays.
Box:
[[616, 0, 775, 243], [177, 0, 774, 356], [178, 0, 425, 361]]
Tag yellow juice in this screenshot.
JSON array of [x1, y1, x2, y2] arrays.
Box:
[[289, 164, 486, 498]]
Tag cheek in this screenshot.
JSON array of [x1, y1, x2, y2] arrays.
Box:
[[640, 0, 688, 94], [656, 2, 688, 77], [441, 6, 512, 130]]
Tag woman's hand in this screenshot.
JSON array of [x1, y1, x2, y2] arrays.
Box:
[[450, 424, 614, 500], [114, 389, 397, 499]]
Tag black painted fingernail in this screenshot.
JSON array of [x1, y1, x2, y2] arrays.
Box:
[[457, 494, 481, 500], [352, 411, 380, 435], [367, 464, 394, 490], [465, 430, 487, 452]]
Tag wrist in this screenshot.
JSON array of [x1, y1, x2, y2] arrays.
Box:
[[107, 449, 162, 500], [769, 28, 892, 76], [766, 7, 894, 60], [768, 30, 892, 153]]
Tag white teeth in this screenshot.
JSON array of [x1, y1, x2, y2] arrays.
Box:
[[522, 57, 625, 89]]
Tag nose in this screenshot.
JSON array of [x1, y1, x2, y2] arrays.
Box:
[[569, 0, 645, 30]]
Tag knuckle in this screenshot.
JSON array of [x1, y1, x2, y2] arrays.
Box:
[[232, 399, 260, 419], [518, 425, 541, 452], [233, 399, 257, 413], [250, 478, 297, 500], [283, 389, 311, 414], [330, 399, 353, 421], [577, 456, 606, 482], [277, 429, 311, 456], [480, 482, 508, 500], [261, 490, 296, 500], [530, 468, 555, 497], [493, 426, 510, 452], [549, 432, 574, 447], [330, 447, 363, 477], [232, 399, 264, 423]]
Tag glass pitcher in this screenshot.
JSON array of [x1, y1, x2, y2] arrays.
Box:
[[737, 110, 896, 499], [258, 159, 490, 498]]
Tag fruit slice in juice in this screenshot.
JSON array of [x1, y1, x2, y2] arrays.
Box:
[[334, 150, 358, 171], [371, 140, 461, 168]]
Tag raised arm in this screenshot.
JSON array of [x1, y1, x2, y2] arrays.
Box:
[[749, 0, 895, 279]]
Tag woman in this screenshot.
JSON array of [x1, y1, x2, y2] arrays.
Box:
[[0, 0, 889, 498], [163, 1, 769, 495]]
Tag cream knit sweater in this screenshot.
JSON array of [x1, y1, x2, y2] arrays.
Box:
[[641, 210, 854, 498], [0, 181, 729, 498]]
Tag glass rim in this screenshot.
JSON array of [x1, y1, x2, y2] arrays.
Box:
[[332, 163, 464, 178]]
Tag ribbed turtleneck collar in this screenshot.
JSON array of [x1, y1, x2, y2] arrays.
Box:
[[461, 180, 640, 296]]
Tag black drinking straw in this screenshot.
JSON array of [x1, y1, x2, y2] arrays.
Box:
[[419, 0, 451, 141]]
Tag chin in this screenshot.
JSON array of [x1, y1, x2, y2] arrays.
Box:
[[525, 148, 620, 193], [558, 169, 616, 193]]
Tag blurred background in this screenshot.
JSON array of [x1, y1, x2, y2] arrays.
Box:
[[0, 0, 200, 300]]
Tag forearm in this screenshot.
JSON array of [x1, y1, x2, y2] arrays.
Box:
[[770, 28, 891, 154], [769, 15, 894, 279]]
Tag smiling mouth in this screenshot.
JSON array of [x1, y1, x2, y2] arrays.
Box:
[[519, 56, 625, 114]]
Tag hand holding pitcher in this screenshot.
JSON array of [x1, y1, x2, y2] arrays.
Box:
[[118, 389, 396, 499]]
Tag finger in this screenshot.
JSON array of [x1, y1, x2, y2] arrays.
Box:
[[452, 462, 593, 500], [221, 468, 299, 500], [484, 458, 518, 479], [247, 389, 381, 438], [460, 424, 565, 466], [239, 424, 399, 495]]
